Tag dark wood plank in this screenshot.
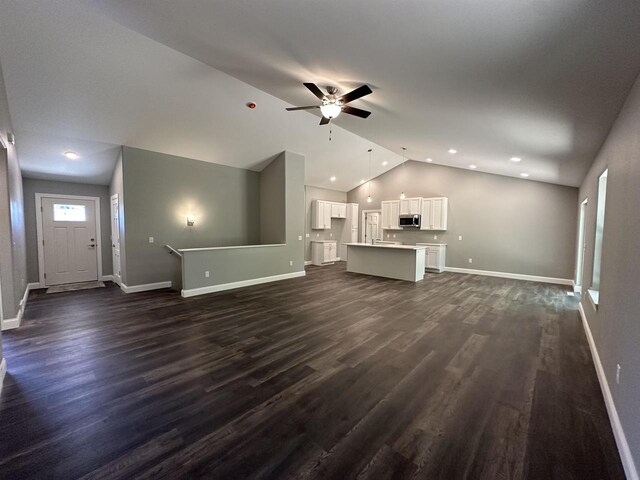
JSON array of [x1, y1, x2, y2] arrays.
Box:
[[0, 263, 625, 479]]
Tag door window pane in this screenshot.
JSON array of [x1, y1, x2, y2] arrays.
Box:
[[53, 204, 86, 222]]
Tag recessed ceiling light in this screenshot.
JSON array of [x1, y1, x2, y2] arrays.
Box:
[[469, 164, 477, 169], [510, 156, 522, 162], [426, 158, 433, 162], [448, 149, 457, 154], [330, 176, 336, 182], [64, 151, 79, 160], [520, 172, 529, 177], [382, 161, 388, 166]]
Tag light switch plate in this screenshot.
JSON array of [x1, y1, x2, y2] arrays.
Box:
[[149, 237, 154, 243], [434, 235, 438, 240], [205, 271, 210, 278], [298, 235, 302, 241], [305, 233, 310, 238], [458, 235, 463, 241]]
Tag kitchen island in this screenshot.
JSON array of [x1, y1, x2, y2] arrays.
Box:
[[345, 243, 427, 282]]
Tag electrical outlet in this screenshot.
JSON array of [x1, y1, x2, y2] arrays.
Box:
[[387, 234, 390, 239], [148, 237, 154, 243], [434, 235, 438, 240], [205, 271, 210, 278], [289, 260, 293, 266], [393, 234, 396, 238], [330, 233, 333, 237], [316, 233, 319, 237], [298, 235, 302, 241], [458, 235, 463, 241], [468, 258, 473, 264], [616, 364, 621, 384], [305, 233, 310, 238]]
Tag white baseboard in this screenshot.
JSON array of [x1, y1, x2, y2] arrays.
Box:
[[0, 357, 6, 398], [28, 282, 43, 290], [304, 260, 313, 266], [100, 275, 114, 282], [120, 281, 172, 294], [578, 302, 638, 480], [1, 283, 30, 331], [182, 271, 306, 298], [444, 266, 573, 286]]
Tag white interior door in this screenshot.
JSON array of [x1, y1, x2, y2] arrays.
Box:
[[42, 197, 98, 286], [365, 212, 381, 243], [111, 194, 122, 285]]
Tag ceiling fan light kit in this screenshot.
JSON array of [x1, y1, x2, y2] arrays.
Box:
[[286, 82, 373, 128]]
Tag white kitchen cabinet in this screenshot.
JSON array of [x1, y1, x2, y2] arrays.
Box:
[[311, 240, 337, 266], [416, 243, 447, 273], [420, 197, 448, 230], [331, 202, 347, 219], [339, 203, 359, 260], [400, 197, 422, 215], [311, 200, 332, 229], [381, 200, 401, 230]]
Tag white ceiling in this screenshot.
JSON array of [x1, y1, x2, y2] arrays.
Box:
[[0, 0, 402, 191], [2, 1, 640, 189]]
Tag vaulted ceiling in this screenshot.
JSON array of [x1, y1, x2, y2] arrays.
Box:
[[2, 0, 640, 188]]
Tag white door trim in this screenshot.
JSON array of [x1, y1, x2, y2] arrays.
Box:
[[361, 209, 381, 243], [35, 193, 103, 288], [575, 197, 588, 293], [110, 193, 122, 286]]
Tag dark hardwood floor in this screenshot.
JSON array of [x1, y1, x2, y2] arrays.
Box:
[[0, 264, 624, 479]]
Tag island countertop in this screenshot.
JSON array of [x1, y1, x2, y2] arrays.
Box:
[[345, 243, 427, 251]]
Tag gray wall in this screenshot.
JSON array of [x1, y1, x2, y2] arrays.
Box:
[[22, 178, 112, 283], [304, 186, 347, 262], [109, 149, 127, 284], [577, 72, 640, 472], [182, 151, 305, 290], [0, 61, 27, 335], [348, 161, 578, 279], [121, 146, 261, 287], [259, 155, 285, 244]]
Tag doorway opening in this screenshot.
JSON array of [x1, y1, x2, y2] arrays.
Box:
[[575, 198, 588, 293], [361, 210, 382, 244]]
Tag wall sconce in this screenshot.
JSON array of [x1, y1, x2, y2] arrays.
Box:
[[186, 215, 196, 227]]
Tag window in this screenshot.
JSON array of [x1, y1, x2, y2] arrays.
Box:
[[589, 169, 608, 307], [53, 204, 86, 222]]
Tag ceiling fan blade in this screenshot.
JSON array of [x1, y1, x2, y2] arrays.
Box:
[[286, 105, 320, 111], [339, 85, 373, 104], [319, 116, 330, 125], [304, 83, 326, 101], [341, 105, 371, 118]]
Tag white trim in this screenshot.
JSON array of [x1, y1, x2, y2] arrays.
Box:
[[182, 271, 306, 298], [120, 281, 172, 294], [28, 282, 42, 290], [35, 193, 103, 287], [578, 302, 638, 480], [179, 244, 285, 253], [444, 266, 573, 285], [304, 260, 313, 266], [100, 275, 114, 282], [1, 284, 30, 331], [0, 357, 6, 398]]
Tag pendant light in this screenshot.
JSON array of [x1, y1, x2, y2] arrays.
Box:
[[400, 147, 407, 200], [367, 148, 373, 203]]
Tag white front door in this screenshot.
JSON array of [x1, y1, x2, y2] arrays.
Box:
[[110, 194, 122, 285], [42, 197, 98, 286], [365, 212, 381, 243]]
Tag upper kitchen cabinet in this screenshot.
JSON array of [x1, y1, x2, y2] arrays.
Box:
[[311, 199, 332, 229], [330, 202, 347, 219], [381, 200, 401, 230], [421, 197, 448, 230], [400, 197, 422, 215]]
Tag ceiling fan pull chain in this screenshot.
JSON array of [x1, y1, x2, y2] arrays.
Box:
[[329, 122, 332, 141]]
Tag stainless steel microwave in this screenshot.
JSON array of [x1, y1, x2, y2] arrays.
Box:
[[399, 214, 421, 228]]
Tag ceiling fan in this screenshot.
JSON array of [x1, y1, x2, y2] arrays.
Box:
[[286, 83, 373, 125]]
